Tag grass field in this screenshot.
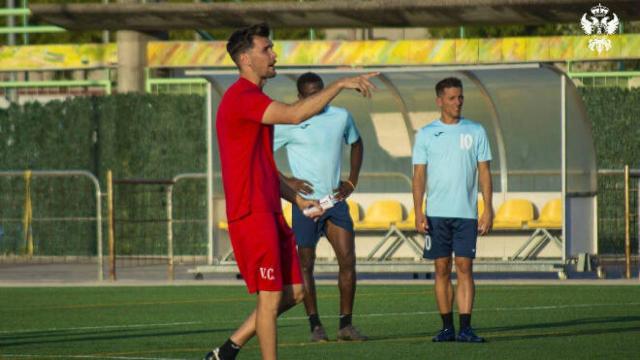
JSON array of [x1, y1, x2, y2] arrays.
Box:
[[1, 284, 640, 359]]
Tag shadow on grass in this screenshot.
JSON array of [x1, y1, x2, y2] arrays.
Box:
[[315, 316, 640, 345], [481, 315, 640, 342], [0, 324, 296, 348], [481, 315, 640, 333]]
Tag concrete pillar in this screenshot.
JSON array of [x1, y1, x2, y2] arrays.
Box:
[[116, 0, 147, 93], [116, 30, 148, 93]]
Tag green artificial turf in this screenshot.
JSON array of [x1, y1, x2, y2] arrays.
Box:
[[1, 284, 639, 359]]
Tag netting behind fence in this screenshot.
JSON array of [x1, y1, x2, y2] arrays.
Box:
[[171, 177, 208, 259], [597, 173, 639, 255], [113, 180, 171, 266], [0, 172, 99, 262], [112, 178, 207, 268]]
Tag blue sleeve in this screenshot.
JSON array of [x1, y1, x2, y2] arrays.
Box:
[[412, 129, 428, 165], [476, 126, 492, 162], [273, 125, 289, 151], [343, 112, 361, 145]]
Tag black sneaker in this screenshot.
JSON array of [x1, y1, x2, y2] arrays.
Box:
[[203, 348, 222, 360], [456, 327, 485, 343], [432, 327, 456, 342]]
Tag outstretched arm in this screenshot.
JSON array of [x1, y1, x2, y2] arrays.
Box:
[[262, 73, 378, 125]]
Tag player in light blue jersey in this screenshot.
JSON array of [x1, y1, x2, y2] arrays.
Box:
[[274, 72, 367, 342], [412, 77, 493, 343]]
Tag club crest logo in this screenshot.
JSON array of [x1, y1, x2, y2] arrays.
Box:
[[580, 3, 620, 53]]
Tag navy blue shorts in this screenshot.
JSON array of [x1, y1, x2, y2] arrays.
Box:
[[423, 217, 478, 259], [292, 200, 354, 248]]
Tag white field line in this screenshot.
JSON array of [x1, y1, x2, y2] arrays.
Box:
[[0, 321, 200, 335], [1, 355, 186, 360], [3, 302, 640, 336], [2, 302, 640, 336], [278, 301, 640, 321]]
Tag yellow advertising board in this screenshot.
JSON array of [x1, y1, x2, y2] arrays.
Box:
[[1, 34, 638, 71]]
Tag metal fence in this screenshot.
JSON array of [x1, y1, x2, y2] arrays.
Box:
[[597, 168, 639, 256], [0, 79, 112, 106], [107, 172, 213, 280], [0, 170, 103, 280], [0, 6, 65, 40], [1, 168, 636, 281], [146, 77, 208, 95], [568, 71, 640, 89]]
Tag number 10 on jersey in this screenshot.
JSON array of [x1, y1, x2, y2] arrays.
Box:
[[460, 134, 472, 150]]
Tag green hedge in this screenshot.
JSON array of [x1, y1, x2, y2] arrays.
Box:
[[579, 88, 640, 254], [0, 94, 207, 178], [0, 95, 207, 257], [579, 88, 640, 169]]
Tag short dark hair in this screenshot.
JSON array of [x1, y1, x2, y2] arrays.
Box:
[[435, 77, 463, 97], [226, 23, 271, 65], [296, 72, 324, 94]]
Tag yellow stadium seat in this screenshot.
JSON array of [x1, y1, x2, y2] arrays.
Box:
[[217, 219, 233, 262], [282, 202, 293, 226], [218, 220, 229, 231], [492, 199, 534, 230], [363, 200, 424, 260], [396, 210, 416, 231], [527, 198, 562, 229], [354, 199, 404, 231], [396, 201, 424, 231], [346, 199, 361, 222], [478, 197, 485, 217], [513, 198, 563, 260]]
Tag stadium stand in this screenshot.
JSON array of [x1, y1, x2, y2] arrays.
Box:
[[218, 220, 229, 231], [528, 198, 562, 229], [512, 198, 563, 260], [215, 195, 567, 262], [282, 202, 293, 226], [395, 202, 420, 232], [354, 199, 404, 231], [346, 199, 362, 222], [492, 199, 535, 230], [361, 199, 421, 260]]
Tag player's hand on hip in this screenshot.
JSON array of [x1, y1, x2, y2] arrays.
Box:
[[296, 196, 324, 220], [289, 177, 314, 196], [339, 72, 379, 98], [478, 209, 493, 236], [415, 212, 428, 234], [333, 180, 355, 201]]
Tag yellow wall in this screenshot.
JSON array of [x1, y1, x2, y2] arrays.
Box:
[[1, 34, 639, 71]]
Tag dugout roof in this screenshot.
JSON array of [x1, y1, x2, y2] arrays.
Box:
[[192, 63, 596, 197], [30, 0, 640, 31]]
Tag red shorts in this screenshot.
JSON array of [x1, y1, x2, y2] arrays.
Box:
[[228, 211, 303, 293]]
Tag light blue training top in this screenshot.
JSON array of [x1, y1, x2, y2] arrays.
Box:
[[274, 106, 360, 200], [412, 118, 492, 219]]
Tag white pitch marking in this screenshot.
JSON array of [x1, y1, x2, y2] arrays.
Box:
[[0, 321, 200, 335], [279, 301, 640, 321], [3, 302, 638, 336], [1, 355, 186, 360]]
